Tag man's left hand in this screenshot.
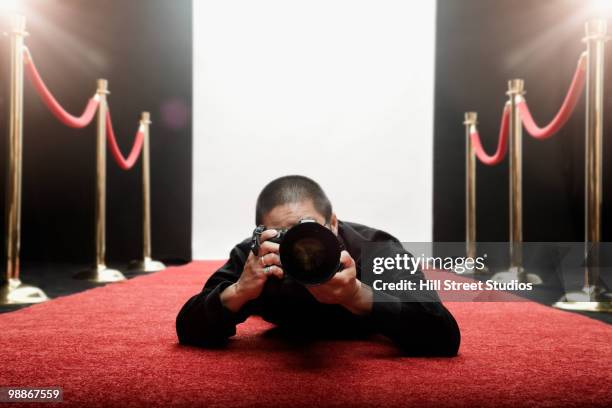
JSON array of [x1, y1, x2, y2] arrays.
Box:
[[307, 250, 373, 315]]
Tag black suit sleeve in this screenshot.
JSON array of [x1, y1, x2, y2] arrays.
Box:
[[370, 292, 461, 356], [175, 243, 252, 347], [362, 240, 461, 356]]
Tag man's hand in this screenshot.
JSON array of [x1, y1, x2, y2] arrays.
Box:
[[220, 229, 284, 312], [307, 251, 373, 315]]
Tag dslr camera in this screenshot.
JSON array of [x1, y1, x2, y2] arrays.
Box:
[[251, 219, 344, 285]]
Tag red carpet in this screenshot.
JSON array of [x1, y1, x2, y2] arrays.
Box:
[[1, 261, 611, 408]]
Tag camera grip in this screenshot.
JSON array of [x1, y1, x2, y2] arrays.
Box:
[[250, 225, 266, 256]]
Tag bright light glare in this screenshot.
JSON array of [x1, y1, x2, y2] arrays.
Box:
[[589, 0, 612, 18], [0, 0, 24, 13]]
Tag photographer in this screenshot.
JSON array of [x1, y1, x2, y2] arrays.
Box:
[[176, 175, 460, 356]]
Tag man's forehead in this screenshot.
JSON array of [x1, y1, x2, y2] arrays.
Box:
[[262, 201, 324, 228]]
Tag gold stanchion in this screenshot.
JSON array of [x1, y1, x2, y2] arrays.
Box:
[[554, 19, 612, 312], [458, 112, 488, 275], [491, 79, 542, 284], [0, 15, 48, 305], [465, 112, 477, 260], [128, 112, 165, 272], [74, 80, 126, 283]]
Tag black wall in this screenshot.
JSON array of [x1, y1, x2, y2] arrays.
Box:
[[0, 0, 192, 263], [434, 0, 612, 242]]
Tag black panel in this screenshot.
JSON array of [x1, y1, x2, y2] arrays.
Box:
[[434, 0, 612, 243], [0, 0, 192, 263]]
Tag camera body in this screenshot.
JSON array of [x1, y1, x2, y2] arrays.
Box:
[[251, 219, 343, 285]]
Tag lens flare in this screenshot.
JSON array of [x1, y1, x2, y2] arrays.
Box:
[[0, 0, 24, 14], [589, 0, 612, 18]]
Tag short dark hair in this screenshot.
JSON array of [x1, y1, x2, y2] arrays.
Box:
[[255, 175, 332, 225]]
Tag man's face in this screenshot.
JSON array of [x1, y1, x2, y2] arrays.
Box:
[[261, 200, 338, 235]]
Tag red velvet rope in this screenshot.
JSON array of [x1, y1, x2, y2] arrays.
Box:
[[470, 105, 510, 166], [23, 47, 99, 129], [105, 109, 144, 170], [518, 53, 587, 139]]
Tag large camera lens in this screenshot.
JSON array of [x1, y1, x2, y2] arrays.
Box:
[[279, 222, 341, 285]]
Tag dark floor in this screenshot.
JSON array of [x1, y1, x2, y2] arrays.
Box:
[[0, 260, 187, 314], [469, 271, 612, 325], [1, 261, 611, 324]]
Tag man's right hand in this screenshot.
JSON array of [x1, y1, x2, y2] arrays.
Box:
[[220, 229, 284, 312]]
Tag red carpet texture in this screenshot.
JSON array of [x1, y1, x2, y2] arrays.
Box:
[[1, 261, 611, 408]]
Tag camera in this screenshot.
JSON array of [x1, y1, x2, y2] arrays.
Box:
[[251, 219, 344, 285]]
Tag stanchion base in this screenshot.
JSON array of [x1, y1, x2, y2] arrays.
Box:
[[553, 287, 612, 313], [128, 257, 166, 273], [74, 265, 126, 283], [553, 300, 612, 312], [0, 278, 49, 305], [490, 267, 543, 285]]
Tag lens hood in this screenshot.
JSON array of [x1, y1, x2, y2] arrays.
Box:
[[279, 222, 342, 285]]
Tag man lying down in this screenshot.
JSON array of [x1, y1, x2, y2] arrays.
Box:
[[176, 175, 460, 356]]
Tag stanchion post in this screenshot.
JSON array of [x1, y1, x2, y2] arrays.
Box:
[[74, 80, 126, 282], [465, 112, 477, 260], [554, 19, 612, 312], [129, 112, 165, 272], [491, 80, 542, 284], [508, 79, 524, 278], [0, 14, 48, 305], [459, 112, 488, 275]]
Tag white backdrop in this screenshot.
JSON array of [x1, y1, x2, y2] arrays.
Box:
[[193, 0, 437, 259]]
